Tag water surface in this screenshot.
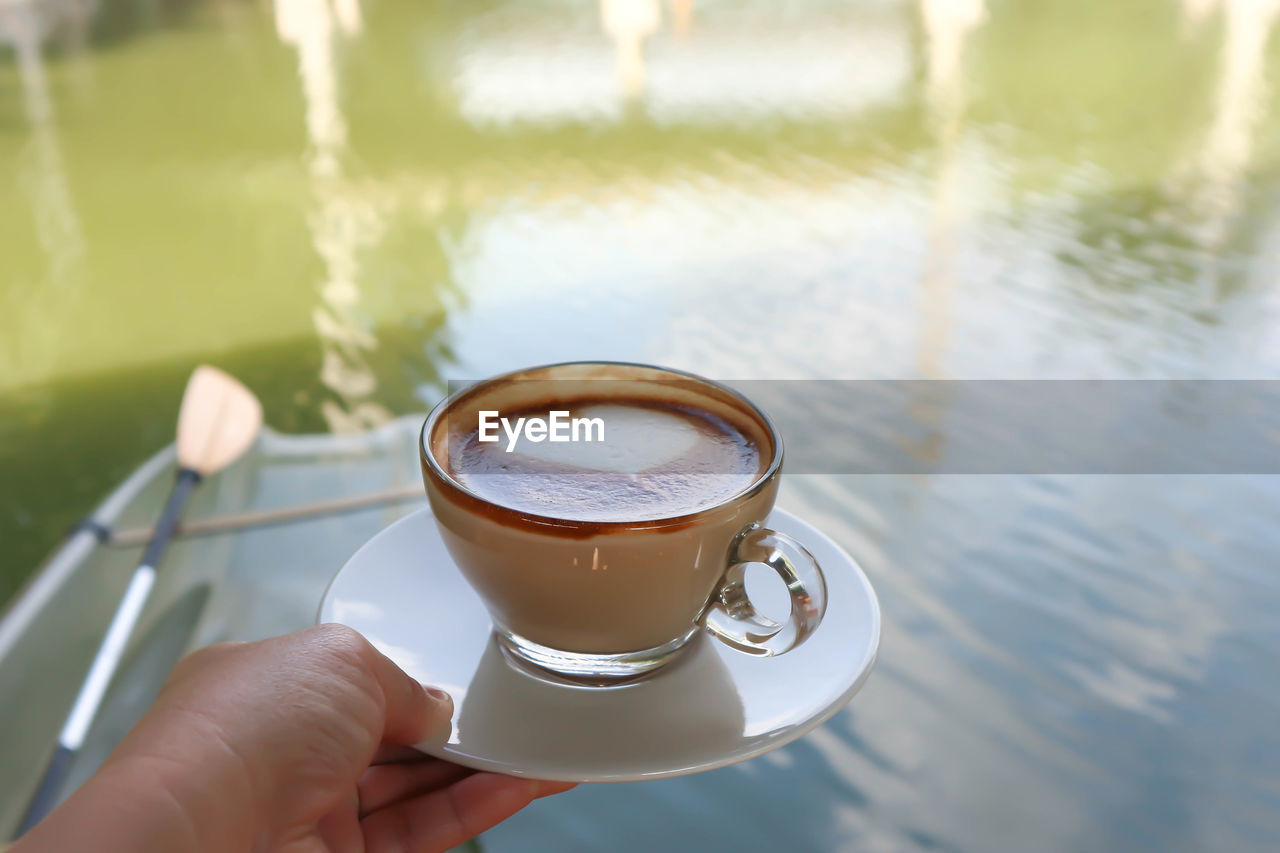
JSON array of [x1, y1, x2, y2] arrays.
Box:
[[2, 0, 1278, 850]]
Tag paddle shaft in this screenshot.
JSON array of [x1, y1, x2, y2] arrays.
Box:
[[106, 484, 424, 547], [14, 468, 201, 838]]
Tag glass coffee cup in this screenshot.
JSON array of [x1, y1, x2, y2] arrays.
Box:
[[420, 362, 826, 681]]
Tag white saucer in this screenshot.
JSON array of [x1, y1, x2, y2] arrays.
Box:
[[317, 508, 880, 783]]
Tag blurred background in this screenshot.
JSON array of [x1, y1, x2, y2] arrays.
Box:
[[2, 0, 1279, 850]]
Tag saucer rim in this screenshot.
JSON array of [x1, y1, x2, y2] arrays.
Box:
[[318, 507, 881, 783]]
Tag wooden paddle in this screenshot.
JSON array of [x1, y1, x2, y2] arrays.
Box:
[[14, 366, 263, 838]]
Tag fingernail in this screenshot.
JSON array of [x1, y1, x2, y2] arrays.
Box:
[[424, 686, 451, 703]]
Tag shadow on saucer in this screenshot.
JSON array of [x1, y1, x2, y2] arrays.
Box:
[[455, 632, 746, 777]]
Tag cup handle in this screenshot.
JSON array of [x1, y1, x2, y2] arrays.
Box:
[[702, 524, 828, 656]]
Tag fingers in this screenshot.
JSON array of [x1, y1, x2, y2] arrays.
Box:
[[315, 789, 363, 852], [313, 623, 454, 745], [363, 773, 576, 853], [372, 744, 432, 765], [358, 759, 475, 817], [531, 780, 578, 798]]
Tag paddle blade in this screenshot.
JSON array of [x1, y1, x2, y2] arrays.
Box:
[[175, 366, 264, 475]]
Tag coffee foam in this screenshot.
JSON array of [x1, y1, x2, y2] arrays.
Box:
[[447, 400, 764, 522], [499, 404, 698, 473]]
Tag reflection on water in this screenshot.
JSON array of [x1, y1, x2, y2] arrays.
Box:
[[2, 0, 87, 275], [454, 1, 909, 127], [0, 0, 88, 383], [921, 0, 986, 119], [1180, 0, 1280, 275], [600, 0, 660, 97], [3, 0, 1280, 850], [275, 0, 392, 432], [916, 0, 985, 381]]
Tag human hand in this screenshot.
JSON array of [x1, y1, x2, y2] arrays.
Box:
[[16, 624, 575, 853]]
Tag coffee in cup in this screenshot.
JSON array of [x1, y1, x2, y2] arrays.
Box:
[[421, 362, 825, 681]]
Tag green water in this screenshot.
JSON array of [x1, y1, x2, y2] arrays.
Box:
[[3, 1, 1280, 850], [6, 0, 1274, 597]]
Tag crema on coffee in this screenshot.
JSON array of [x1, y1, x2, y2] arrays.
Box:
[[446, 400, 765, 522]]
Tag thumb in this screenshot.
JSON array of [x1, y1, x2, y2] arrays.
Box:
[[346, 632, 453, 744], [391, 682, 453, 746], [412, 685, 455, 745]]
